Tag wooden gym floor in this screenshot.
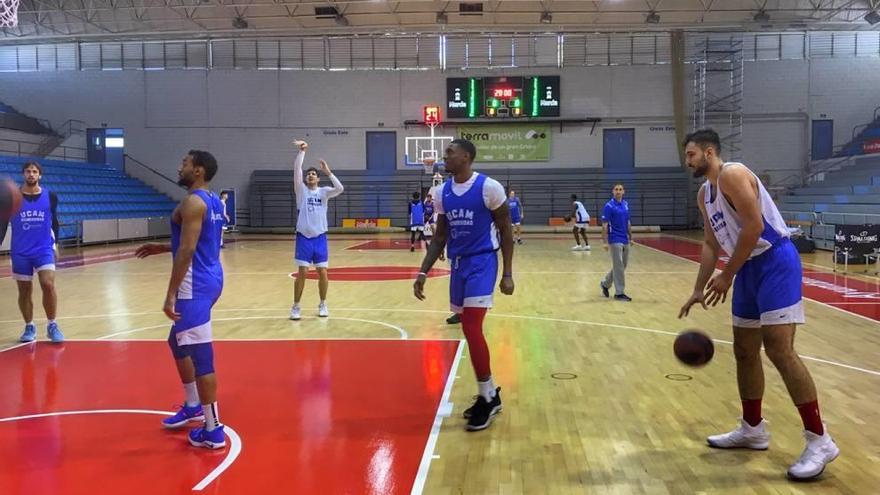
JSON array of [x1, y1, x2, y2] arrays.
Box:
[[1, 232, 878, 494]]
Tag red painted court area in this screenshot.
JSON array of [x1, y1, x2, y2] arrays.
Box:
[[292, 265, 450, 281], [0, 339, 459, 495], [638, 236, 880, 322]]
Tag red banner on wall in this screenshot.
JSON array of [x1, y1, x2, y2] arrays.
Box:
[[863, 138, 880, 154]]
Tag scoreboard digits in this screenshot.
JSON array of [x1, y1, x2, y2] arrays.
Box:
[[446, 76, 560, 119]]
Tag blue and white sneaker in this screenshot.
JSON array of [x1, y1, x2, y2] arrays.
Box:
[[162, 404, 204, 429], [188, 425, 226, 449], [19, 324, 36, 343], [47, 322, 64, 343]]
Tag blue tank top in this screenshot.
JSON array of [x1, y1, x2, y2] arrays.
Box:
[[508, 198, 521, 218], [171, 189, 224, 299], [443, 174, 498, 259], [424, 201, 434, 219], [11, 189, 54, 256], [410, 200, 425, 226]]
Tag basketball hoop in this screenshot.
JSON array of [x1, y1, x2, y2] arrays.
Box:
[[422, 157, 436, 175], [0, 0, 19, 27]]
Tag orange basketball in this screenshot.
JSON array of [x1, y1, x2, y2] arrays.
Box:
[[0, 177, 22, 221], [674, 330, 715, 367]]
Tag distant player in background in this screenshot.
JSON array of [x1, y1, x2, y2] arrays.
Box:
[[678, 129, 838, 480], [600, 184, 632, 301], [289, 140, 345, 320], [569, 194, 590, 251], [408, 192, 426, 252], [2, 162, 64, 343], [508, 190, 524, 245], [414, 138, 515, 431], [423, 192, 435, 240], [219, 191, 231, 248], [135, 150, 227, 449]]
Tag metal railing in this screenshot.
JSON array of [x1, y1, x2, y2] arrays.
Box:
[[123, 154, 185, 201], [0, 137, 87, 161]]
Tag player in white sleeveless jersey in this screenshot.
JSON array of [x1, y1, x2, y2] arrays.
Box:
[[289, 140, 344, 320], [678, 129, 838, 481]]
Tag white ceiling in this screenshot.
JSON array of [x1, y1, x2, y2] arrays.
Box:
[[3, 0, 880, 42]]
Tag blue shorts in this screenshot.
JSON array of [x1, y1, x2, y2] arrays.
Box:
[[449, 251, 499, 313], [732, 238, 805, 328], [11, 250, 56, 281], [170, 296, 219, 347], [511, 214, 522, 225], [295, 232, 329, 268]]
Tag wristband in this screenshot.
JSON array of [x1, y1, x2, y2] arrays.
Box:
[[417, 272, 428, 277]]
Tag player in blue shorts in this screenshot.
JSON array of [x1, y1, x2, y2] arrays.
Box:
[[1, 161, 64, 343], [408, 192, 426, 252], [289, 140, 344, 320], [678, 129, 838, 480], [414, 138, 515, 431], [135, 150, 227, 449], [507, 190, 524, 245]]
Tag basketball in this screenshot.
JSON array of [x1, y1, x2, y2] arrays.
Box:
[[563, 215, 572, 222], [0, 177, 22, 221], [673, 330, 715, 367]]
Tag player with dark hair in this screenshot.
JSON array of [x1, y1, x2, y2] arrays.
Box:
[[135, 149, 227, 449], [414, 138, 515, 431], [679, 128, 839, 480], [508, 190, 524, 245], [2, 161, 64, 343], [569, 194, 590, 251], [408, 191, 426, 252], [600, 184, 631, 301]]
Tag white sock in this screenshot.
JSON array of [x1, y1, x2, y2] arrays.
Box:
[[293, 303, 300, 309], [320, 300, 326, 305], [47, 320, 56, 326], [477, 377, 496, 401], [183, 382, 199, 407], [26, 321, 35, 327], [202, 402, 220, 431]]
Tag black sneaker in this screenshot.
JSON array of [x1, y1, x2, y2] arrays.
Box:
[[410, 246, 415, 252], [465, 390, 503, 431], [516, 238, 523, 245], [446, 313, 461, 324], [614, 294, 632, 302], [600, 281, 609, 298], [463, 387, 501, 418]]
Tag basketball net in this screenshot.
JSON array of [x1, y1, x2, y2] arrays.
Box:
[[0, 0, 19, 27], [422, 157, 435, 175]]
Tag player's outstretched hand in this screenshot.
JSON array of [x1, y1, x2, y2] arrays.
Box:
[[413, 274, 427, 300], [704, 272, 732, 307], [319, 159, 331, 176], [135, 243, 167, 258], [500, 276, 515, 295], [292, 139, 308, 151], [678, 290, 708, 318]]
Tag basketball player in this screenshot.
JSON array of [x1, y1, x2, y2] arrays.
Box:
[[408, 192, 426, 252], [423, 192, 435, 240], [569, 194, 590, 250], [2, 162, 64, 343], [508, 190, 524, 245], [219, 190, 231, 248], [134, 150, 227, 449], [413, 139, 514, 431], [289, 140, 344, 320], [678, 129, 838, 480], [599, 184, 632, 301]]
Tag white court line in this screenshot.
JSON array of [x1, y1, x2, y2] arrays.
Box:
[[635, 240, 880, 328], [411, 339, 465, 495], [96, 315, 408, 340], [0, 408, 241, 491], [0, 342, 31, 353], [4, 307, 878, 377]]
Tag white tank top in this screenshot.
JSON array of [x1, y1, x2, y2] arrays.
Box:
[[704, 163, 790, 259]]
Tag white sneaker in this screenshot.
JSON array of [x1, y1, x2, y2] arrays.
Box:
[[571, 245, 583, 251], [289, 305, 301, 321], [787, 428, 839, 480], [707, 418, 771, 450], [318, 302, 329, 317], [582, 245, 591, 251]]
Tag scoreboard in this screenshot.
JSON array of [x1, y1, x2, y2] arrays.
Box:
[[446, 76, 560, 119]]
